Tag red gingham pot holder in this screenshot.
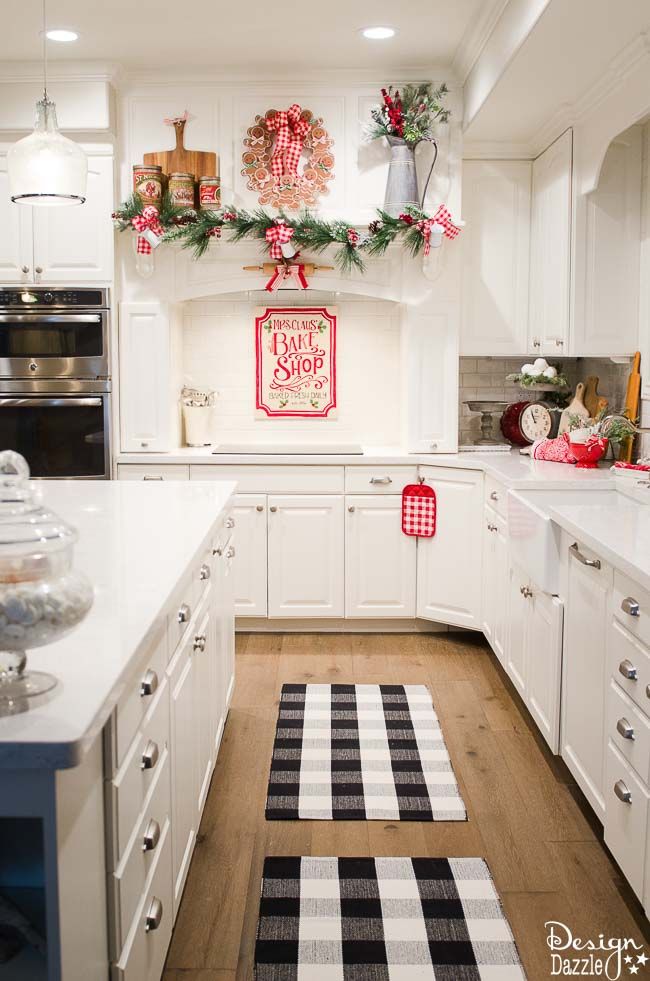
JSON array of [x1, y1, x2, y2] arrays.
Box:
[[402, 483, 437, 537]]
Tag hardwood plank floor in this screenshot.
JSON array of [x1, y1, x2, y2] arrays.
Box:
[[164, 632, 650, 981]]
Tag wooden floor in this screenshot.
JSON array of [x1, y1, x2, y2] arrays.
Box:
[[163, 632, 650, 981]]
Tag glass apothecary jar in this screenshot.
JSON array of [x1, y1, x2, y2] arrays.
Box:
[[0, 451, 93, 708]]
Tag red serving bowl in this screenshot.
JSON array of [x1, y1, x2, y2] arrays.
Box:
[[569, 436, 608, 468]]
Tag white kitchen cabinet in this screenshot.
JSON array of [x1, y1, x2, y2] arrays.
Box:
[[119, 303, 172, 453], [482, 505, 508, 665], [416, 468, 483, 629], [506, 559, 529, 698], [231, 494, 267, 617], [561, 537, 612, 821], [168, 623, 198, 915], [0, 149, 114, 284], [529, 130, 573, 355], [220, 536, 236, 712], [404, 304, 459, 453], [193, 599, 213, 816], [460, 159, 531, 355], [345, 495, 416, 618], [527, 588, 563, 752], [267, 494, 344, 618]]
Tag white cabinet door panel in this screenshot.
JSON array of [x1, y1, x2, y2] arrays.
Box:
[[232, 494, 267, 617], [506, 561, 529, 699], [194, 601, 213, 816], [461, 159, 531, 355], [527, 591, 563, 753], [32, 154, 114, 283], [345, 495, 416, 618], [416, 468, 483, 629], [482, 506, 508, 665], [119, 303, 171, 452], [0, 153, 32, 282], [268, 495, 344, 618], [168, 629, 197, 915]]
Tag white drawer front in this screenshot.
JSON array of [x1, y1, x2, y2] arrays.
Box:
[[344, 466, 417, 494], [604, 742, 649, 900], [113, 748, 171, 952], [117, 465, 190, 481], [614, 570, 650, 650], [190, 464, 344, 493], [113, 818, 172, 981], [485, 476, 506, 517], [115, 623, 167, 771], [608, 680, 650, 785], [112, 683, 170, 861], [610, 618, 650, 715]]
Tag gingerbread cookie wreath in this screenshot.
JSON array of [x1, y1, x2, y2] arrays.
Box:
[[241, 104, 334, 210]]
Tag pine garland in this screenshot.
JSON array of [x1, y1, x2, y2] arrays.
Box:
[[113, 198, 460, 272]]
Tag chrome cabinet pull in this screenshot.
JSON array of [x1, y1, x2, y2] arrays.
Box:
[[370, 476, 392, 485], [348, 506, 355, 513], [145, 897, 163, 932], [193, 634, 206, 653], [532, 337, 541, 349], [177, 603, 191, 624], [487, 523, 497, 532], [616, 717, 635, 740], [143, 475, 163, 481], [226, 545, 235, 559], [256, 505, 264, 512], [569, 543, 601, 569], [269, 506, 277, 512], [142, 818, 160, 853], [490, 491, 499, 501], [226, 516, 235, 528], [621, 597, 641, 618], [141, 740, 159, 771], [21, 265, 30, 274], [619, 659, 638, 681], [520, 585, 533, 598], [199, 563, 211, 581], [212, 544, 223, 557], [140, 669, 158, 698], [614, 780, 632, 804], [555, 338, 564, 347]]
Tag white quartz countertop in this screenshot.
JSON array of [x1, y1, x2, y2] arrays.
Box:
[[0, 479, 236, 769], [116, 446, 616, 490]]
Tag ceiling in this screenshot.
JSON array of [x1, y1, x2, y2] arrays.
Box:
[[465, 0, 650, 146], [0, 0, 488, 72]]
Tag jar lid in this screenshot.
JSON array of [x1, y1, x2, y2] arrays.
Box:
[[198, 175, 219, 182], [133, 164, 162, 172], [0, 452, 77, 552], [169, 172, 195, 179]]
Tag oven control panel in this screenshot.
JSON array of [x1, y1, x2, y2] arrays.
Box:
[[0, 288, 108, 308]]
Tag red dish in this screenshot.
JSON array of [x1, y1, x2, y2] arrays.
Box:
[[569, 437, 608, 468]]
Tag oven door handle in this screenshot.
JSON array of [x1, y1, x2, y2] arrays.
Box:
[[0, 314, 102, 324], [0, 397, 103, 408]]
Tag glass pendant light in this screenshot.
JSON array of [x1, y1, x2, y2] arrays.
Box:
[[8, 0, 87, 205]]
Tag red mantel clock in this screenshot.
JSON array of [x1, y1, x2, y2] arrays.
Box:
[[500, 400, 559, 446]]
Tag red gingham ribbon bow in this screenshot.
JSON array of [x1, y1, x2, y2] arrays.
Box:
[[432, 205, 461, 240], [265, 263, 309, 292], [265, 221, 295, 260], [416, 218, 437, 256], [266, 104, 309, 178], [131, 206, 164, 254]]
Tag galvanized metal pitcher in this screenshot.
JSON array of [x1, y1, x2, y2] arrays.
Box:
[[384, 136, 419, 216]]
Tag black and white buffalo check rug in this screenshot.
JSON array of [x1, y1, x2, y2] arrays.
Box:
[[266, 684, 466, 821], [255, 856, 526, 980]]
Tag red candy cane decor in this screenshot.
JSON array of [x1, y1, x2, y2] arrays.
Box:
[[402, 483, 437, 537]]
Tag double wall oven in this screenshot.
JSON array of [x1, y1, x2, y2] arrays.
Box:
[[0, 288, 111, 478]]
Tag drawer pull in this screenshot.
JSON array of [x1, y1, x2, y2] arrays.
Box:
[[490, 491, 499, 501], [348, 506, 355, 513], [142, 818, 160, 853], [520, 585, 533, 599], [619, 659, 638, 681], [370, 476, 392, 485], [140, 669, 158, 698], [569, 543, 601, 569], [225, 545, 236, 559], [199, 563, 211, 581], [621, 596, 641, 618], [226, 516, 235, 528], [487, 523, 497, 532], [143, 475, 163, 481], [614, 779, 632, 804], [193, 634, 206, 653], [145, 896, 163, 932], [177, 603, 191, 625], [269, 506, 277, 512], [616, 717, 635, 740], [213, 544, 223, 557], [141, 740, 159, 771], [256, 505, 264, 512]]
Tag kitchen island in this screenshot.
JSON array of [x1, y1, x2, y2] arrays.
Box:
[[0, 479, 237, 981]]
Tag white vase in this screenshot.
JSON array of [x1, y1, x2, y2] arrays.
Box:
[[183, 404, 212, 446]]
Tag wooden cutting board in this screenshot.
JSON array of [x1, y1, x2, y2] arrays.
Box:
[[143, 119, 218, 179], [620, 351, 641, 462], [583, 375, 601, 419]]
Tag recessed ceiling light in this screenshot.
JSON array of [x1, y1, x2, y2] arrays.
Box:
[[45, 29, 79, 42], [361, 26, 396, 40]]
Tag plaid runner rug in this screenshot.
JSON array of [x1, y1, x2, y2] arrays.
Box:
[[265, 684, 466, 821], [255, 856, 526, 979]]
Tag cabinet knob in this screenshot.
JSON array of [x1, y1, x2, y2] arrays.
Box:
[[142, 818, 160, 852], [256, 505, 264, 512], [555, 338, 564, 347], [193, 634, 206, 653], [140, 669, 158, 698], [141, 441, 149, 448], [226, 516, 235, 528], [225, 544, 235, 559], [212, 544, 223, 557], [618, 659, 638, 681], [614, 779, 632, 804], [621, 596, 640, 618], [34, 266, 43, 275], [21, 265, 29, 274], [532, 337, 541, 348], [487, 523, 497, 532], [490, 491, 499, 501], [177, 603, 191, 624], [270, 506, 277, 512], [141, 740, 159, 771], [348, 506, 355, 513], [145, 896, 163, 932], [199, 563, 211, 581], [430, 442, 438, 451], [520, 585, 533, 598], [616, 717, 635, 740]]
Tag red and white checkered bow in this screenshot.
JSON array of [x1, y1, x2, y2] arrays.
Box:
[[131, 206, 164, 254], [265, 263, 309, 292], [432, 205, 461, 240], [265, 221, 295, 259], [266, 104, 309, 178]]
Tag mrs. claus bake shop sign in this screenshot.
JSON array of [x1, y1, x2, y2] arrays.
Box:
[[255, 307, 337, 418]]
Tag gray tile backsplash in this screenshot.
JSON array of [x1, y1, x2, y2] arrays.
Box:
[[459, 356, 631, 445]]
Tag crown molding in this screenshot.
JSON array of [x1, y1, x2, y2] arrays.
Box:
[[452, 0, 512, 84], [119, 64, 461, 88], [0, 60, 123, 85]]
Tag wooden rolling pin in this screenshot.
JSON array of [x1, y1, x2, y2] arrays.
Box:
[[243, 263, 334, 275]]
